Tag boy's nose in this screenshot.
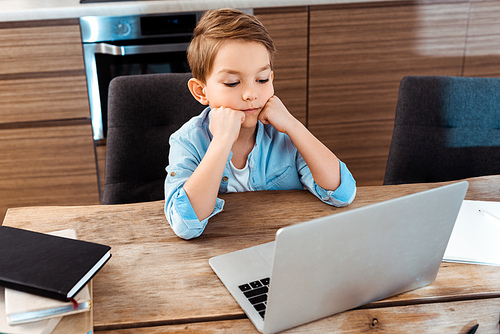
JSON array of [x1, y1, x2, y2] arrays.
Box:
[[242, 87, 258, 101]]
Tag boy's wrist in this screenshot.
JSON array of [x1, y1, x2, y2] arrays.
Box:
[[284, 117, 305, 136], [210, 134, 235, 153]]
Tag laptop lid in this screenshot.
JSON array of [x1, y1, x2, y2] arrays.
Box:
[[210, 181, 468, 334]]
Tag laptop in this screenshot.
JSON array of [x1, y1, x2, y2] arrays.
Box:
[[209, 181, 469, 333]]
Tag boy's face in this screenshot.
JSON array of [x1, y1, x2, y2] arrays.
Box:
[[201, 40, 274, 129]]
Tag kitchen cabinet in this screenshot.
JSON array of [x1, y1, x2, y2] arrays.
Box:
[[0, 19, 99, 221], [0, 19, 91, 123], [308, 2, 470, 186], [2, 1, 500, 216], [256, 7, 308, 125], [91, 2, 500, 191], [463, 1, 500, 77]]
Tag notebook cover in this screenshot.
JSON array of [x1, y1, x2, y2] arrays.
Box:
[[5, 229, 91, 325], [0, 226, 111, 302]]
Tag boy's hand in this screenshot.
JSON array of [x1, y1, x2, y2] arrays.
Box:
[[209, 106, 245, 144], [258, 95, 296, 134]]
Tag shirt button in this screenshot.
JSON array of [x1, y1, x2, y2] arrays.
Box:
[[170, 172, 176, 177], [222, 176, 228, 182]]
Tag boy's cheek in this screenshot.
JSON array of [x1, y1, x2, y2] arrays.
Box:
[[263, 90, 275, 106], [269, 86, 275, 100]]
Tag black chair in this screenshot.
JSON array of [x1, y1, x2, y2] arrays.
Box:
[[103, 73, 205, 204], [384, 75, 500, 185]]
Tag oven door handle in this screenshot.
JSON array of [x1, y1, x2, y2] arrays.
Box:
[[94, 42, 190, 56]]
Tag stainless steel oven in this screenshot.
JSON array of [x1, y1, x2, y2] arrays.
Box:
[[80, 12, 203, 140]]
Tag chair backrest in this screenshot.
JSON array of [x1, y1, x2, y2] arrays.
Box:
[[384, 75, 500, 185], [103, 73, 205, 204]]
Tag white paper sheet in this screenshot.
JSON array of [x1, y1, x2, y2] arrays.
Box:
[[443, 200, 500, 266]]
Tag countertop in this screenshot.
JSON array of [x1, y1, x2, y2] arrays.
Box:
[[0, 0, 385, 23]]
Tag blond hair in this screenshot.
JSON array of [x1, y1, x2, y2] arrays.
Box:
[[187, 8, 276, 83]]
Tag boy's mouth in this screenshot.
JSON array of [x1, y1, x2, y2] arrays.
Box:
[[242, 107, 260, 113]]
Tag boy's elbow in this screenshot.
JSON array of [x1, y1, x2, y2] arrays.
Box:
[[166, 209, 206, 240], [334, 182, 357, 206], [164, 187, 210, 240], [171, 224, 203, 240], [335, 187, 356, 207], [318, 178, 356, 207], [332, 160, 356, 205]]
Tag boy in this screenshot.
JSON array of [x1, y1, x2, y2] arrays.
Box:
[[164, 8, 356, 240]]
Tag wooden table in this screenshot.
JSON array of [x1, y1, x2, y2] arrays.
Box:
[[2, 175, 500, 333]]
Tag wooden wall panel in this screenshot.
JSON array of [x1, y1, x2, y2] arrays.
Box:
[[316, 120, 395, 188], [0, 20, 89, 124], [463, 1, 500, 77], [256, 7, 308, 125], [0, 20, 99, 219], [309, 3, 469, 186], [0, 75, 90, 123], [0, 24, 85, 75], [0, 123, 100, 221]]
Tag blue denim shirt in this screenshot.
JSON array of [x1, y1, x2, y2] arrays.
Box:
[[164, 107, 356, 239]]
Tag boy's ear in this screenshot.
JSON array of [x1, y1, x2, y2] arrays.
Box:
[[188, 78, 209, 105]]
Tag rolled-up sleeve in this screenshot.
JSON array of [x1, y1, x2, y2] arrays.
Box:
[[165, 186, 224, 240], [299, 159, 356, 207], [164, 114, 225, 240]]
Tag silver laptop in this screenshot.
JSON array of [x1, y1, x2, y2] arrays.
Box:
[[209, 181, 468, 333]]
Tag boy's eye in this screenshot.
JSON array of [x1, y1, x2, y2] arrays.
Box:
[[224, 82, 239, 87], [258, 78, 270, 84]]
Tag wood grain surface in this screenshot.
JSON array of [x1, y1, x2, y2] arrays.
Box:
[[0, 19, 98, 221], [0, 23, 85, 75], [308, 2, 470, 186], [0, 21, 89, 124], [97, 298, 500, 333], [463, 1, 500, 77], [2, 175, 500, 332], [256, 7, 308, 125], [0, 123, 100, 221], [0, 75, 90, 124]]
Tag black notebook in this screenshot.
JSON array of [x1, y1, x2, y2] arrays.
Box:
[[0, 226, 111, 302]]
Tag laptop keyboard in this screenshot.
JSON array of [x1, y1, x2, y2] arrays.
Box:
[[238, 277, 270, 319]]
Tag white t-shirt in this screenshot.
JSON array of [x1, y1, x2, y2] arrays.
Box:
[[226, 159, 253, 193]]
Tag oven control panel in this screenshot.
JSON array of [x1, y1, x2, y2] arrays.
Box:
[[80, 12, 203, 43]]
